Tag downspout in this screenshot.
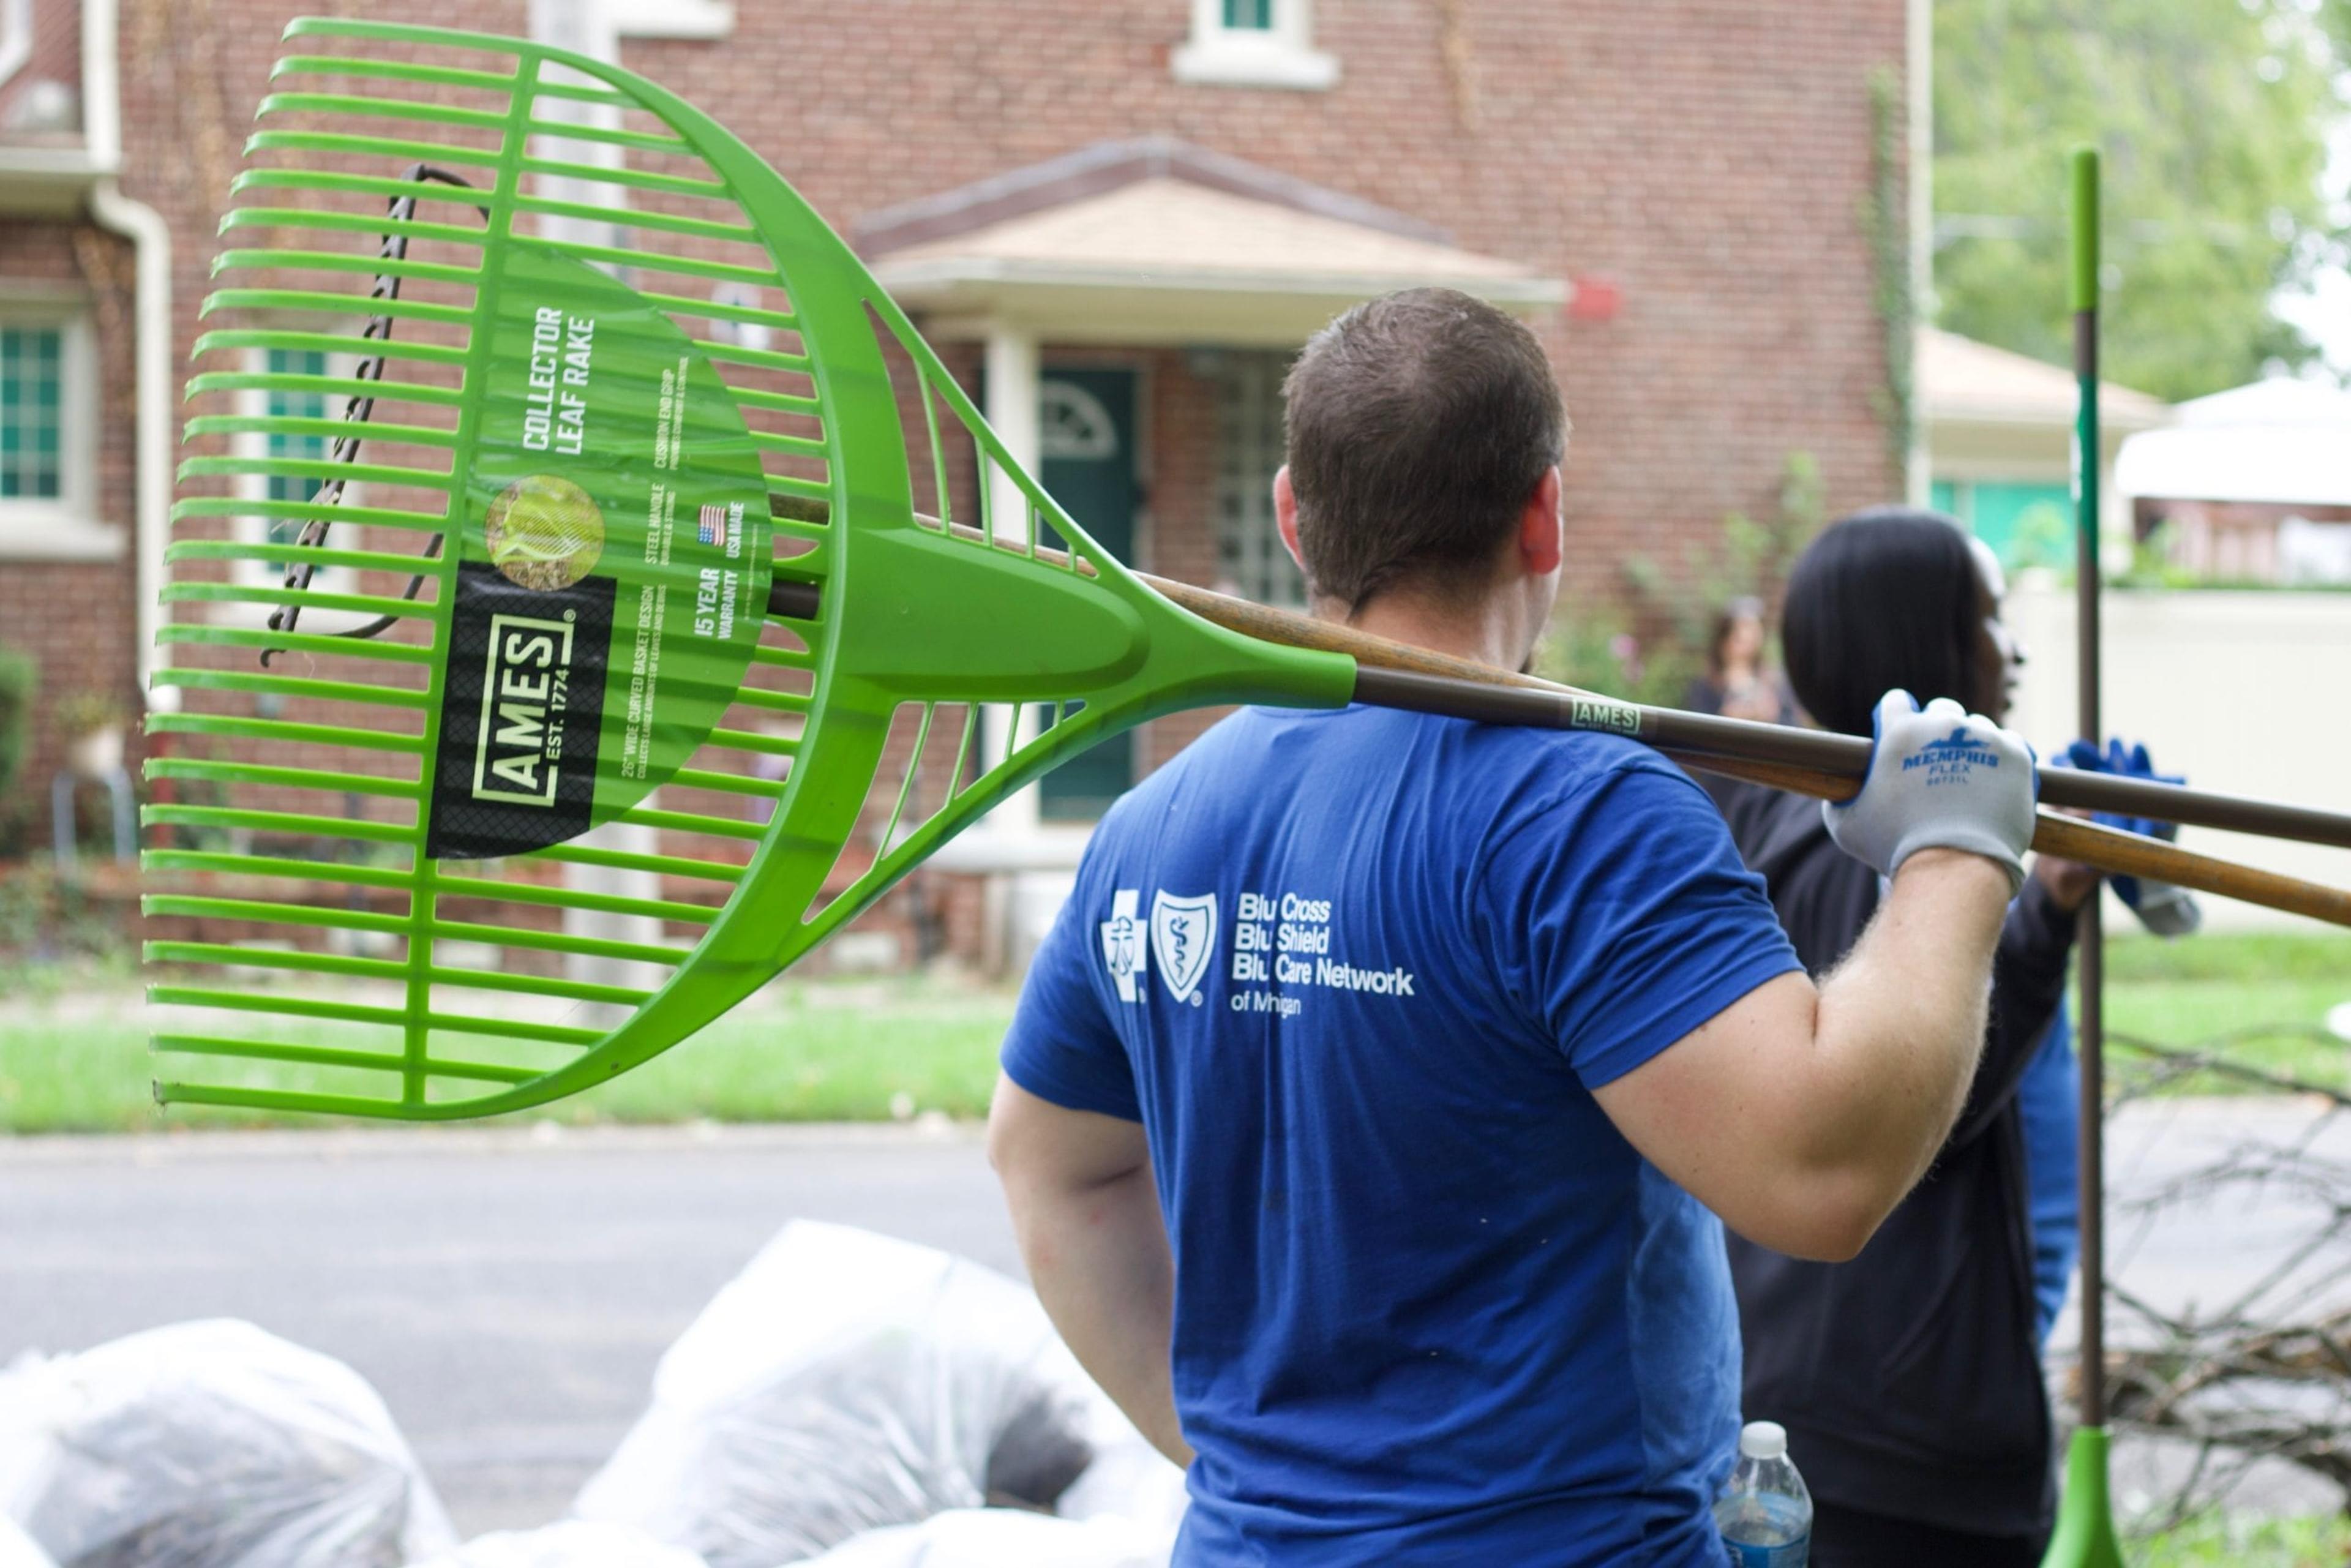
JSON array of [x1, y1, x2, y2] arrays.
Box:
[[79, 0, 176, 712]]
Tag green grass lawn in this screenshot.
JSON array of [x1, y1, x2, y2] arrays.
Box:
[[0, 928, 2343, 1136], [0, 967, 1017, 1134], [2139, 1512, 2351, 1566], [2105, 928, 2351, 1097]]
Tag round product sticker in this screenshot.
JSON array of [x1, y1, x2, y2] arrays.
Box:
[[485, 473, 606, 591]]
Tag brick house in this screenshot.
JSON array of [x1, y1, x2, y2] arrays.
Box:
[[2, 0, 1914, 972]]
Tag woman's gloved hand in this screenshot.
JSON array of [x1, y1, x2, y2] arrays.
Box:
[[2056, 737, 2203, 938]]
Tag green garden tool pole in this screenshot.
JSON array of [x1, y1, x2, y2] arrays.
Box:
[[2043, 143, 2127, 1568]]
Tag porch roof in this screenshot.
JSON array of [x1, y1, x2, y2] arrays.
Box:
[[859, 139, 1565, 345], [1920, 327, 2169, 432]]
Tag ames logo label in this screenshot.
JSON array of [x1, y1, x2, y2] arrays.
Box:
[[472, 612, 577, 806], [1571, 697, 1641, 737], [426, 561, 615, 861]]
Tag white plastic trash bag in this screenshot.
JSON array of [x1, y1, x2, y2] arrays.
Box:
[[0, 1318, 456, 1568], [403, 1521, 707, 1568], [1053, 1433, 1190, 1543], [574, 1221, 1118, 1567], [0, 1516, 54, 1568], [800, 1509, 1168, 1568]]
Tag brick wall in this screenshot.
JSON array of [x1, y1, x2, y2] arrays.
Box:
[[619, 0, 1907, 602], [0, 214, 138, 846]]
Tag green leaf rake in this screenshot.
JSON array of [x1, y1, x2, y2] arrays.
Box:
[[146, 16, 1357, 1119], [148, 19, 2351, 1122]]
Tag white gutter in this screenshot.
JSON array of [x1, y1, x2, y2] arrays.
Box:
[[76, 0, 176, 711]]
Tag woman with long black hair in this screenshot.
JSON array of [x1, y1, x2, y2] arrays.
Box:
[[1714, 506, 2189, 1566]]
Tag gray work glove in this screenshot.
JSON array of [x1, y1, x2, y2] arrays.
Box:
[[1823, 691, 2038, 895]]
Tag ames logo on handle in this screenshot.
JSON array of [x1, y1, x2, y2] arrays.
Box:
[[472, 612, 579, 807]]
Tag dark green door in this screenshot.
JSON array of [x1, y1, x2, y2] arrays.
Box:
[[1036, 369, 1138, 820]]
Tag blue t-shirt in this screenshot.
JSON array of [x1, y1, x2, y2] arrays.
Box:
[[2016, 1002, 2081, 1348], [1002, 705, 1802, 1566]]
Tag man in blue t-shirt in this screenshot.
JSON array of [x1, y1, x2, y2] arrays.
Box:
[[988, 288, 2041, 1566]]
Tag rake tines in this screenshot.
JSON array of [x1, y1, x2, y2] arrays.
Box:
[[147, 21, 821, 1117]]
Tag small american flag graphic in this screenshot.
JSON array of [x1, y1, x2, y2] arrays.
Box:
[[696, 504, 725, 546]]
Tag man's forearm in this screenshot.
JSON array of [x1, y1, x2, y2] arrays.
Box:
[[1809, 847, 2013, 1206], [1006, 1164, 1194, 1468]]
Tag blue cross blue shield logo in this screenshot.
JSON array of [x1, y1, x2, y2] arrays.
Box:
[[1150, 891, 1218, 1005]]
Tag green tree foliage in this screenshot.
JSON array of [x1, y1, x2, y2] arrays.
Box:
[[1935, 0, 2349, 401]]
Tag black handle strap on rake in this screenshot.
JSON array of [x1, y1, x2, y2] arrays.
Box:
[[260, 163, 486, 666]]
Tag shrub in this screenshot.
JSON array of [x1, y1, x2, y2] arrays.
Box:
[[0, 646, 34, 810]]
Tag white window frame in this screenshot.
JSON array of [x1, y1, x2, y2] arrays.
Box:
[[0, 0, 32, 92], [0, 294, 118, 561], [1209, 349, 1306, 608], [229, 345, 364, 617], [602, 0, 733, 39], [1173, 0, 1339, 90], [1038, 378, 1122, 462]]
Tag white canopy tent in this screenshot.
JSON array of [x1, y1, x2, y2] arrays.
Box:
[[2116, 377, 2351, 509]]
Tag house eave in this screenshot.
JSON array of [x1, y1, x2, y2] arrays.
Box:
[[879, 261, 1567, 346]]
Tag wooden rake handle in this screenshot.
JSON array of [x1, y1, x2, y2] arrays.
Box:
[[1134, 571, 2351, 929], [881, 516, 2351, 926]]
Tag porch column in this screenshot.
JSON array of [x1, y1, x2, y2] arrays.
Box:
[[981, 320, 1044, 835], [531, 0, 667, 1006]]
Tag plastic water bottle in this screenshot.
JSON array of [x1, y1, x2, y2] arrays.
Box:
[[1713, 1420, 1811, 1567]]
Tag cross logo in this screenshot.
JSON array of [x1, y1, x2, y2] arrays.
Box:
[[1100, 889, 1146, 1002]]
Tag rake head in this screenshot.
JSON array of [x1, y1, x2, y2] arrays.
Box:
[[146, 18, 1351, 1120]]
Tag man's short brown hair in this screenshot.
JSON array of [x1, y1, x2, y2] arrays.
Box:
[[1282, 287, 1567, 612]]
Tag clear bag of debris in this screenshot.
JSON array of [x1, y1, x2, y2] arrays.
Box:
[[404, 1521, 708, 1568], [0, 1515, 54, 1568], [799, 1509, 1168, 1568], [0, 1319, 456, 1568], [574, 1221, 1116, 1567], [1052, 1433, 1190, 1543]]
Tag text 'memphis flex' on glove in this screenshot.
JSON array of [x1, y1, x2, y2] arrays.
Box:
[[1823, 691, 2038, 895]]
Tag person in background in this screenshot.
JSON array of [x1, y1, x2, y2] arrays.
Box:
[[2015, 1000, 2080, 1349], [2016, 737, 2202, 1350], [1684, 595, 1794, 724], [1714, 507, 2195, 1567]]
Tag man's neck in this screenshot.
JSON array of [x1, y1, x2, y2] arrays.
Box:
[[1324, 587, 1531, 674]]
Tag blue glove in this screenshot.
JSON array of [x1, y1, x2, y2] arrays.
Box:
[[2056, 737, 2202, 937]]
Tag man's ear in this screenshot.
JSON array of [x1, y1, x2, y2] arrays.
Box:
[[1519, 466, 1563, 577], [1274, 465, 1307, 572]]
